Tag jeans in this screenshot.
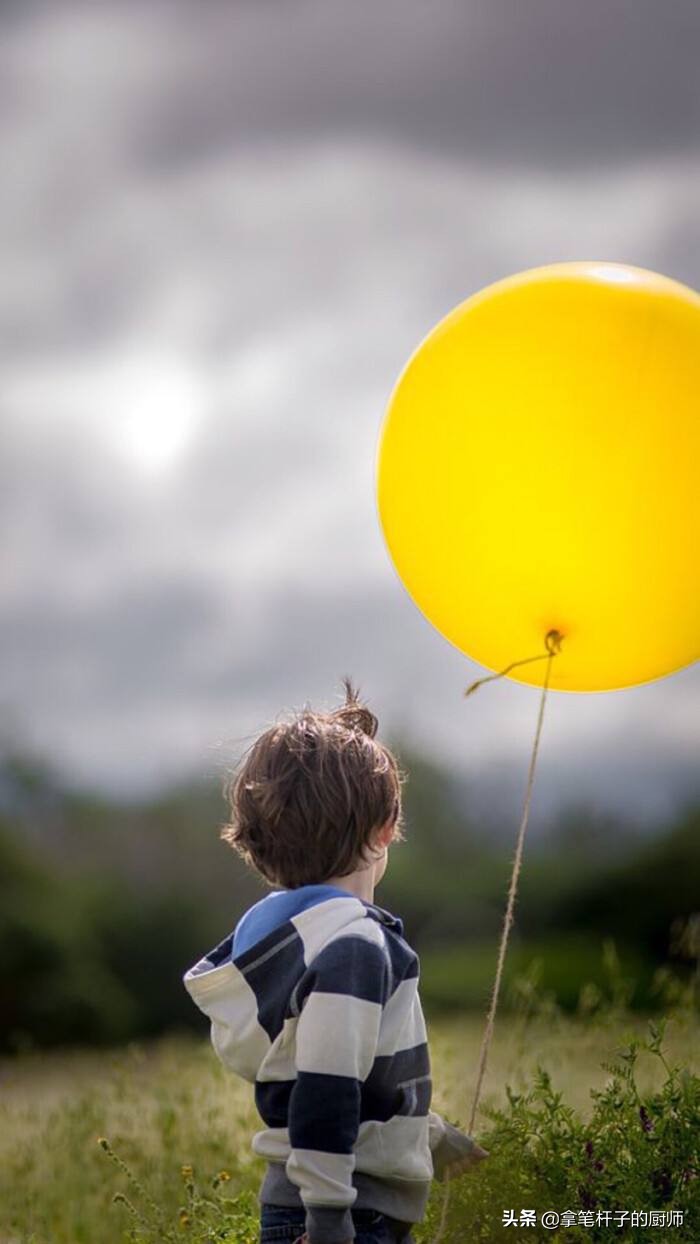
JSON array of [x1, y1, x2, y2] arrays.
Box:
[[259, 1203, 415, 1243]]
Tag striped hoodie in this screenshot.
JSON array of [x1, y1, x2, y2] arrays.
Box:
[[183, 891, 473, 1243]]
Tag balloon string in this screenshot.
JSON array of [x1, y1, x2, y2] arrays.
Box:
[[466, 637, 558, 1130], [433, 632, 561, 1244]]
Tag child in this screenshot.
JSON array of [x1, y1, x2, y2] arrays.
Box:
[[183, 679, 487, 1244]]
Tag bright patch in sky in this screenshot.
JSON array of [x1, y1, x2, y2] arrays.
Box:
[[5, 353, 202, 478], [109, 357, 201, 475]]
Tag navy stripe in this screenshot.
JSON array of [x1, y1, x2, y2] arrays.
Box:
[[204, 932, 234, 967], [294, 935, 390, 1012], [362, 1043, 431, 1122], [256, 1079, 296, 1128], [239, 924, 306, 1041], [374, 1042, 430, 1086], [383, 930, 419, 989], [288, 1071, 362, 1154], [256, 1075, 432, 1131], [256, 1042, 431, 1130], [234, 919, 298, 971], [398, 1075, 431, 1117], [359, 1070, 430, 1122], [363, 902, 404, 936], [202, 918, 299, 972]]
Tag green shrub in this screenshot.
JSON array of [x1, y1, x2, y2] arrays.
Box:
[[98, 1138, 259, 1243], [421, 1017, 699, 1242]]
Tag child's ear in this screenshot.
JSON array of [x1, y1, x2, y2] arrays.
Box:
[[376, 818, 395, 849]]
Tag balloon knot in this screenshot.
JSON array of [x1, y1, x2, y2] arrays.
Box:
[[545, 629, 564, 656]]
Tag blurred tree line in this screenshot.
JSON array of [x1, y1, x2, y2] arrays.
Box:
[[1, 742, 698, 1052]]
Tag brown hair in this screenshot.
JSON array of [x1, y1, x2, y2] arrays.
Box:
[[221, 678, 404, 887]]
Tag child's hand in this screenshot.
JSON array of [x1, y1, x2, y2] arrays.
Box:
[[431, 1116, 490, 1182], [443, 1140, 490, 1180]]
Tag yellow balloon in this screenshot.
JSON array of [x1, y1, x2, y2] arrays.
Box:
[[376, 262, 700, 692]]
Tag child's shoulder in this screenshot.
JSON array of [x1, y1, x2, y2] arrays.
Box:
[[306, 900, 418, 1001]]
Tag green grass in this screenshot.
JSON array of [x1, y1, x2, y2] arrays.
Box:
[[1, 996, 699, 1243]]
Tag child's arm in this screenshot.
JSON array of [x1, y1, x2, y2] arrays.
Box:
[[428, 1111, 489, 1180], [286, 934, 390, 1244]]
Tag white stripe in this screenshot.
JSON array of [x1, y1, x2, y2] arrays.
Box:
[[184, 962, 270, 1082], [251, 1117, 435, 1183], [286, 1149, 357, 1207], [258, 1015, 299, 1082], [252, 1126, 290, 1162], [322, 917, 387, 956], [376, 977, 427, 1055], [355, 1114, 433, 1180], [292, 898, 367, 965], [296, 992, 382, 1079], [183, 956, 238, 996]]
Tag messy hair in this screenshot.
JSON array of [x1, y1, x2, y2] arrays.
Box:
[[221, 678, 405, 888]]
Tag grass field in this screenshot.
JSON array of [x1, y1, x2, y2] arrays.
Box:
[[2, 1003, 699, 1244]]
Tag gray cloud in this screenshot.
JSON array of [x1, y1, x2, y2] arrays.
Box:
[[8, 1, 697, 172]]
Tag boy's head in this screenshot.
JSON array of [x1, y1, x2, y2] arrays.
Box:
[[221, 678, 404, 889]]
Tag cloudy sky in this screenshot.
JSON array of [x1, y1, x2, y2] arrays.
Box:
[[2, 0, 699, 826]]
